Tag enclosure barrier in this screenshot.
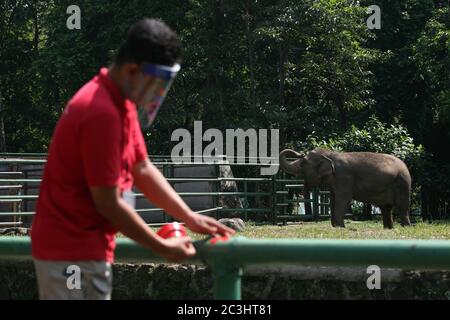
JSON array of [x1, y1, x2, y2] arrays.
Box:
[[0, 155, 331, 225], [1, 236, 450, 299]]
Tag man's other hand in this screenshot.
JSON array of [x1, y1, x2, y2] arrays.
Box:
[[184, 213, 236, 238]]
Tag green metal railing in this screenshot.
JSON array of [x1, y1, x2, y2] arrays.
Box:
[[1, 236, 450, 299]]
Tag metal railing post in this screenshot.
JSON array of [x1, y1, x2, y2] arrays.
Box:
[[211, 262, 243, 300], [23, 170, 28, 213], [11, 163, 19, 225], [271, 174, 277, 225], [312, 187, 319, 220], [243, 180, 248, 221], [213, 163, 219, 219]]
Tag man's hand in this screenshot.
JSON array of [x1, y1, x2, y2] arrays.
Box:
[[158, 236, 196, 262], [184, 212, 236, 238]]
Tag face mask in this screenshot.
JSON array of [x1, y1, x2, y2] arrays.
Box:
[[134, 63, 180, 129]]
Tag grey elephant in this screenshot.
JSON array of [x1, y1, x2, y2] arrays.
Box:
[[279, 148, 412, 228]]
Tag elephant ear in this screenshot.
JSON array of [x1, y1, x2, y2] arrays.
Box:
[[317, 155, 335, 179]]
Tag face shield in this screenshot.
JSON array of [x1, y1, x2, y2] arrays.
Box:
[[135, 63, 180, 129]]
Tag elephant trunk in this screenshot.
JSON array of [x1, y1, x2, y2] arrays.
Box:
[[279, 149, 303, 176]]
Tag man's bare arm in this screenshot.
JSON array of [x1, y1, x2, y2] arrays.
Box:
[[89, 186, 195, 261], [132, 159, 194, 221], [132, 159, 235, 236]]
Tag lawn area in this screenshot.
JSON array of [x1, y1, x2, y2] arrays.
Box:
[[177, 219, 450, 241]]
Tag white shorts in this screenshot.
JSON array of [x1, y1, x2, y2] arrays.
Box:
[[33, 259, 112, 300]]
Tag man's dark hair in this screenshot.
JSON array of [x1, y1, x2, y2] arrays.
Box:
[[115, 18, 182, 66]]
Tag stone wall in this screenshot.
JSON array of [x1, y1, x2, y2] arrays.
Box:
[[1, 261, 449, 300]]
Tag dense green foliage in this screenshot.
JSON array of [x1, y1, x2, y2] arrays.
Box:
[[0, 0, 448, 217]]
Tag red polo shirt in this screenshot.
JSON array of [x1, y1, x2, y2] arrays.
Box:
[[31, 68, 148, 262]]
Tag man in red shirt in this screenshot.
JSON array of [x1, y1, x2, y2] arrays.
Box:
[[31, 18, 234, 300]]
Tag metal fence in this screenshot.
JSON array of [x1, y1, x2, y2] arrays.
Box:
[[0, 153, 331, 227]]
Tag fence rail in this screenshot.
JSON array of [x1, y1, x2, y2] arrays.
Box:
[[1, 236, 450, 299], [0, 155, 331, 225]]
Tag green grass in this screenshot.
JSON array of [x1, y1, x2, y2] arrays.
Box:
[[174, 219, 450, 241]]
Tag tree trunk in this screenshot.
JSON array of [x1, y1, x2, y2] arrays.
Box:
[[421, 188, 430, 222], [363, 203, 372, 220], [214, 0, 225, 34], [209, 0, 225, 126], [278, 42, 286, 108], [0, 91, 6, 152], [245, 13, 256, 110], [32, 2, 39, 54], [429, 190, 439, 220], [336, 99, 348, 129]]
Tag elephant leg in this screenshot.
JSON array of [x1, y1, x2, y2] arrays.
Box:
[[394, 202, 411, 227], [393, 179, 412, 227], [330, 209, 336, 227], [333, 193, 350, 228], [380, 205, 393, 229]]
